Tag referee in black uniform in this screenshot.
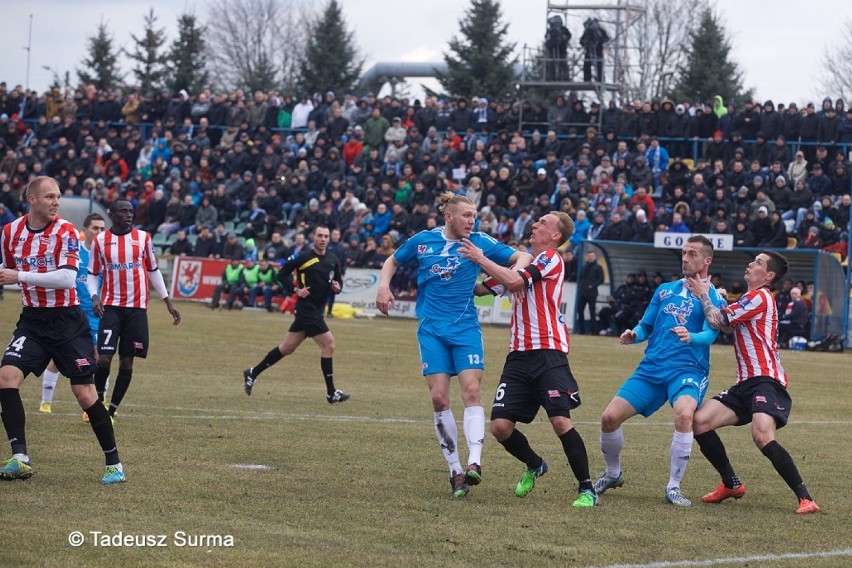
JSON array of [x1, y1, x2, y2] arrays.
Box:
[[242, 224, 351, 403]]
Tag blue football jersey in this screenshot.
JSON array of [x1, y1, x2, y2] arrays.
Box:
[[393, 228, 515, 324], [636, 279, 726, 377], [76, 243, 93, 314]]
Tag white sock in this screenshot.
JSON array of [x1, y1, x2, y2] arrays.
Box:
[[104, 376, 110, 399], [463, 406, 485, 466], [12, 452, 29, 462], [41, 369, 60, 404], [434, 410, 462, 475], [600, 428, 624, 477], [668, 430, 693, 490]]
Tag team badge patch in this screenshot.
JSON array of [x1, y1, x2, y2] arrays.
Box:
[[67, 237, 80, 251], [755, 395, 767, 404], [548, 389, 561, 398], [418, 245, 427, 254]]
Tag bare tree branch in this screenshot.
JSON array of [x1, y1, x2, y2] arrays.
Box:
[[205, 0, 309, 92], [818, 18, 852, 103]]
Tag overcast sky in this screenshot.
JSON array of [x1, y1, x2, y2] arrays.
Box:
[[0, 0, 848, 105]]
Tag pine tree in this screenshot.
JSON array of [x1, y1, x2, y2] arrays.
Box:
[[77, 22, 123, 90], [668, 8, 750, 105], [436, 0, 518, 100], [127, 9, 169, 92], [168, 13, 209, 95], [298, 0, 363, 97]]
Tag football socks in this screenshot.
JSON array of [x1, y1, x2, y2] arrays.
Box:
[[108, 368, 132, 417], [695, 431, 741, 488], [499, 429, 542, 470], [463, 406, 485, 467], [41, 369, 60, 405], [761, 440, 812, 500], [560, 427, 593, 492], [434, 409, 462, 475], [85, 401, 120, 466], [600, 427, 624, 478], [321, 357, 335, 395], [0, 388, 27, 456], [253, 347, 284, 377], [668, 430, 693, 490]]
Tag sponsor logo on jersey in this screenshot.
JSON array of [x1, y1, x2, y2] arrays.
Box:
[[14, 255, 56, 268], [737, 296, 752, 309], [429, 256, 460, 280], [663, 298, 693, 325]]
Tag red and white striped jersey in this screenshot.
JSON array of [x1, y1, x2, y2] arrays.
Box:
[[0, 215, 80, 308], [723, 287, 788, 387], [89, 228, 158, 309], [510, 249, 570, 353]]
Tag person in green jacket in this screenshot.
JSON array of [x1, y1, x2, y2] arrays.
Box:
[[713, 95, 728, 120], [211, 257, 244, 310]]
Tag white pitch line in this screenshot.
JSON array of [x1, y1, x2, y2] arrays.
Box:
[[33, 407, 852, 427], [590, 547, 852, 568]]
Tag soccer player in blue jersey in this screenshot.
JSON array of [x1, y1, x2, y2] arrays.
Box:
[[376, 191, 531, 498], [39, 213, 107, 415], [593, 235, 727, 506]]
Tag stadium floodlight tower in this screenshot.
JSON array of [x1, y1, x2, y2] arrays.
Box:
[[517, 0, 645, 134]]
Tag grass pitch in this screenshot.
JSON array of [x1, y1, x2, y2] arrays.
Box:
[[0, 294, 850, 567]]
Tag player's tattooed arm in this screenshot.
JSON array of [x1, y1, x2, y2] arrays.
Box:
[[698, 292, 731, 332]]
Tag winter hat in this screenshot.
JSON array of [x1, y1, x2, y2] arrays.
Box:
[[758, 206, 768, 215]]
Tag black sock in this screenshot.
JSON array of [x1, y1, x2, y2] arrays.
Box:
[[696, 431, 741, 488], [321, 357, 335, 395], [253, 347, 284, 377], [86, 401, 120, 466], [761, 440, 811, 500], [108, 368, 132, 416], [559, 428, 593, 492], [0, 388, 27, 455], [498, 429, 542, 470], [94, 364, 110, 402]]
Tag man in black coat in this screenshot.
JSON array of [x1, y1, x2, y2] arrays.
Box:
[[577, 249, 605, 335]]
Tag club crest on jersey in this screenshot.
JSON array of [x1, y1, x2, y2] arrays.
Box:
[[663, 298, 693, 325], [67, 237, 79, 251], [430, 256, 460, 280], [177, 260, 202, 297], [737, 296, 752, 309], [418, 245, 427, 254], [658, 288, 671, 299]]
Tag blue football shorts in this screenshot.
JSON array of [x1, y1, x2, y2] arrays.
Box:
[[416, 318, 484, 377], [616, 366, 709, 417]]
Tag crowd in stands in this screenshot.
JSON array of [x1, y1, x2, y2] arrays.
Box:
[[1, 81, 851, 300]]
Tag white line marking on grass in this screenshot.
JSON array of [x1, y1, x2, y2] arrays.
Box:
[[590, 547, 852, 568], [232, 464, 272, 470]]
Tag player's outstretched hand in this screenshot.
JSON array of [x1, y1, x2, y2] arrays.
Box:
[[619, 328, 637, 345]]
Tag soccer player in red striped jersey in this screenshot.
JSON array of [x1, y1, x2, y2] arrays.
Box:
[[460, 212, 597, 507], [687, 251, 820, 514], [0, 176, 125, 484], [87, 199, 181, 419]]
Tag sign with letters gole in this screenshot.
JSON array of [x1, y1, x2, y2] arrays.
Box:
[[653, 232, 733, 251]]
